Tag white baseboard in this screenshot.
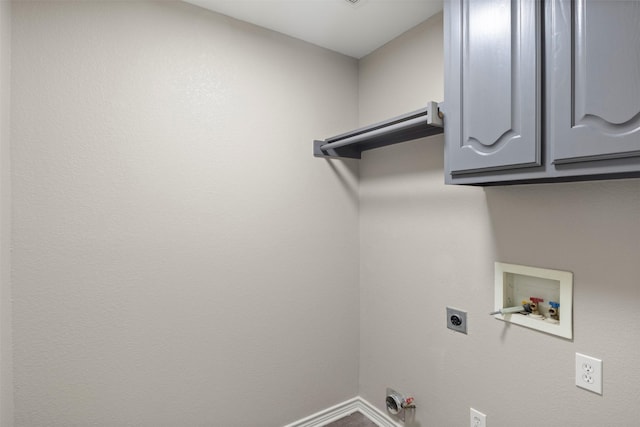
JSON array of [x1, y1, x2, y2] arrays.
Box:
[[283, 396, 402, 427]]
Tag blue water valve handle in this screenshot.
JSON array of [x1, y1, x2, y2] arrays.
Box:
[[549, 301, 560, 309]]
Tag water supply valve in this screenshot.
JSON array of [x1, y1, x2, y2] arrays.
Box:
[[528, 297, 544, 318], [548, 301, 560, 323]]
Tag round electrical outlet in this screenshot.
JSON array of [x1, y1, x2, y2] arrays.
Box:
[[446, 307, 467, 334]]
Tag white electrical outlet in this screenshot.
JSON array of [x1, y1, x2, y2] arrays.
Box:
[[576, 353, 602, 395], [470, 408, 486, 427]]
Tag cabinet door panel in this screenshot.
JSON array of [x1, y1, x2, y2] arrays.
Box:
[[550, 0, 640, 164], [445, 0, 541, 175]]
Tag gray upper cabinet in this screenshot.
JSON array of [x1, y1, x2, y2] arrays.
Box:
[[445, 0, 640, 185], [548, 0, 640, 165], [445, 0, 541, 176]]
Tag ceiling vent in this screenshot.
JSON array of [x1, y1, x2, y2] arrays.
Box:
[[343, 0, 369, 10]]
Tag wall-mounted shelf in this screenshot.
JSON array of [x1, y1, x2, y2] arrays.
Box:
[[313, 101, 444, 159]]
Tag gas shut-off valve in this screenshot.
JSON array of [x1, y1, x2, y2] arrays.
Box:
[[386, 388, 415, 422]]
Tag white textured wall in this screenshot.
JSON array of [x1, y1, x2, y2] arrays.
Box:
[[1, 0, 13, 425], [11, 2, 359, 426], [359, 13, 640, 426]]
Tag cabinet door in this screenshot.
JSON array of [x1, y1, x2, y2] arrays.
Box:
[[445, 0, 541, 176], [549, 0, 640, 164]]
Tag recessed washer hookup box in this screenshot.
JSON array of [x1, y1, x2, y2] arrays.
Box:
[[494, 262, 573, 339]]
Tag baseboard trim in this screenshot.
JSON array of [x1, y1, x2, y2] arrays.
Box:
[[283, 396, 401, 427], [356, 397, 402, 427]]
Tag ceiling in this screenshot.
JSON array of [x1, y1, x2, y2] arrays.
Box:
[[183, 0, 444, 58]]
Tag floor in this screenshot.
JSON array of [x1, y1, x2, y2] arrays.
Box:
[[325, 412, 377, 427]]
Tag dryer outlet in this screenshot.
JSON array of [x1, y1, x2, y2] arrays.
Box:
[[447, 307, 467, 334]]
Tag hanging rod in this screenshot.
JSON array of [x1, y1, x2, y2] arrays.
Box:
[[313, 101, 444, 159]]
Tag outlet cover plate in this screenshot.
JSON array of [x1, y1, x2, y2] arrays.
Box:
[[576, 353, 602, 395], [446, 307, 467, 334], [470, 408, 487, 427]]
